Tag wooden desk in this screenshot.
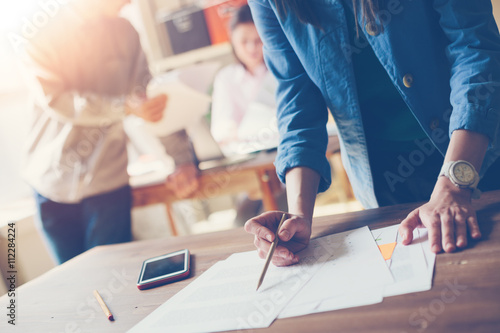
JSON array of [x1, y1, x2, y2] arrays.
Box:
[[132, 136, 343, 236], [132, 151, 283, 236], [2, 190, 499, 332]]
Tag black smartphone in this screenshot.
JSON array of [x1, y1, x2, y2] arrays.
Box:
[[137, 249, 191, 290]]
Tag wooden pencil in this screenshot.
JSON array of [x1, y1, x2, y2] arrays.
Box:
[[256, 213, 287, 291], [93, 289, 114, 321]]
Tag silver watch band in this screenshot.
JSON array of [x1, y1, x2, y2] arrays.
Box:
[[438, 160, 481, 199]]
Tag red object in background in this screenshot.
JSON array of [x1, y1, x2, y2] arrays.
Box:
[[204, 0, 248, 45]]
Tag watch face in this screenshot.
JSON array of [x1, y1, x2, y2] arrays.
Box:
[[452, 162, 475, 185]]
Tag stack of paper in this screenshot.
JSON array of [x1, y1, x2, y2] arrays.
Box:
[[278, 226, 393, 318], [128, 225, 435, 333], [144, 62, 221, 137], [372, 225, 436, 297], [128, 233, 336, 333]]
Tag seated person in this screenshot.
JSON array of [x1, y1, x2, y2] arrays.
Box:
[[210, 4, 279, 156], [157, 5, 287, 227]]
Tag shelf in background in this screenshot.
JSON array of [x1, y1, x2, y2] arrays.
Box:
[[151, 42, 232, 73]]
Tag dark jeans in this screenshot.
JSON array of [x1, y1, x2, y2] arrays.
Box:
[[34, 185, 132, 264]]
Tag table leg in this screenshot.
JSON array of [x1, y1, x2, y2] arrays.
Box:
[[165, 202, 179, 236]]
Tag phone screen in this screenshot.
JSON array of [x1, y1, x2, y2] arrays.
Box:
[[142, 253, 186, 281], [137, 249, 190, 289]]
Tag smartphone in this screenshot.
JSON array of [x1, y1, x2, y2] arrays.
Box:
[[137, 249, 191, 290]]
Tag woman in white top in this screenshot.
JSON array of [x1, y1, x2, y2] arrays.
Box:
[[210, 4, 278, 156], [210, 4, 285, 225]]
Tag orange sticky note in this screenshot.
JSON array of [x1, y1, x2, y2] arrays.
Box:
[[378, 242, 397, 260]]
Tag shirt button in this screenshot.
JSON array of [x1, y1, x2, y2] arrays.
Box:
[[429, 118, 440, 130], [403, 74, 414, 88], [365, 22, 379, 36]]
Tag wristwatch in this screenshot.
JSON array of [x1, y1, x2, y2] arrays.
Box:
[[439, 160, 481, 199]]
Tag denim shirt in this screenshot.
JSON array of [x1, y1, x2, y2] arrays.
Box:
[[248, 0, 500, 208]]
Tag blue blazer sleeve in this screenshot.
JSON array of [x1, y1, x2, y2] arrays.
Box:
[[434, 0, 500, 147], [249, 0, 332, 192]]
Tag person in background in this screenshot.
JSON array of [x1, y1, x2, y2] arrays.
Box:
[[210, 4, 278, 156], [210, 4, 286, 225], [244, 0, 500, 266], [21, 0, 167, 264]]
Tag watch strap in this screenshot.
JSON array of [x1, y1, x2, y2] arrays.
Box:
[[438, 160, 481, 199]]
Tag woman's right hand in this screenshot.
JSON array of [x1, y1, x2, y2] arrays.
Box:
[[244, 211, 312, 266], [127, 94, 167, 122]]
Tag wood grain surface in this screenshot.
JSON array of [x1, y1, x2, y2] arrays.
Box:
[[1, 190, 499, 332]]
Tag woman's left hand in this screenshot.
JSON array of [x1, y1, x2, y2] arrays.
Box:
[[399, 176, 481, 253]]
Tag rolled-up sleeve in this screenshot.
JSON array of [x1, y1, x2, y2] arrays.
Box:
[[434, 0, 500, 147], [249, 0, 331, 192]]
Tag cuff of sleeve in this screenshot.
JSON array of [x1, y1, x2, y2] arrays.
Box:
[[449, 104, 500, 147], [275, 146, 332, 193]]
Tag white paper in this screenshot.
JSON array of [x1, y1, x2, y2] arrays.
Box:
[[371, 225, 436, 297], [129, 226, 435, 333], [371, 224, 399, 246], [143, 62, 221, 137], [144, 83, 211, 137], [128, 238, 332, 333], [315, 290, 383, 313], [233, 103, 279, 155], [279, 226, 393, 318], [127, 158, 171, 188], [371, 224, 399, 266], [418, 229, 436, 283]]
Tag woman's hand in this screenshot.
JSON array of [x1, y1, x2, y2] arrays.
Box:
[[399, 176, 481, 253], [127, 94, 167, 122], [244, 211, 312, 266]]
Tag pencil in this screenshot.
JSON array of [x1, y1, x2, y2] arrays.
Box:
[[93, 289, 114, 321], [256, 213, 287, 291]]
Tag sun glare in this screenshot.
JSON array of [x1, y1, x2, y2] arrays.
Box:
[[0, 0, 79, 34]]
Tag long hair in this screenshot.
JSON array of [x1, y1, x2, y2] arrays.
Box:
[[273, 0, 380, 32], [229, 4, 254, 32]]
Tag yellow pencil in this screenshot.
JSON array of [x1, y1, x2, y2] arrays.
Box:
[[93, 289, 114, 321], [256, 213, 287, 291]]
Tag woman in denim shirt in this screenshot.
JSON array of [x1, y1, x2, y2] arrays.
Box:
[[244, 0, 500, 265]]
